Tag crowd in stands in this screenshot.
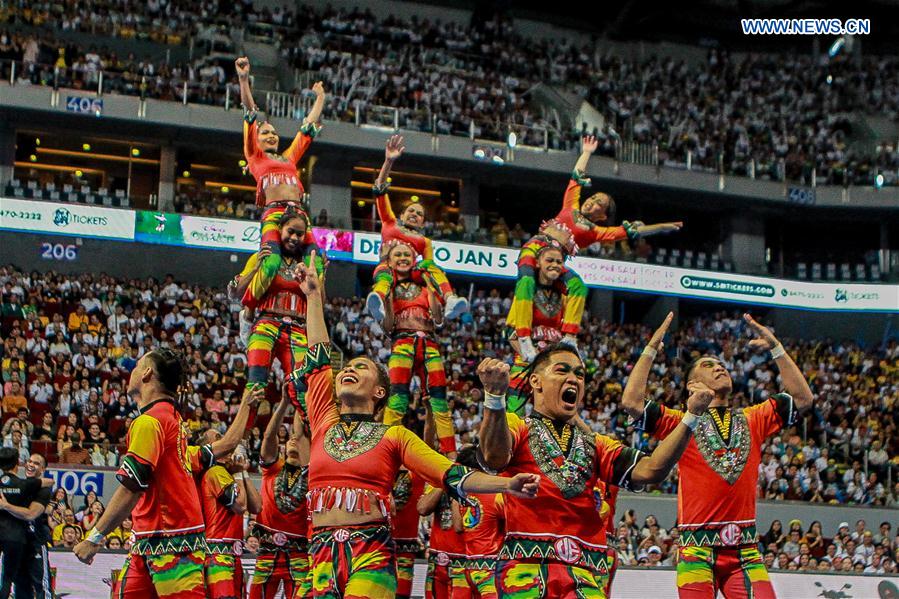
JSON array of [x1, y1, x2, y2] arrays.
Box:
[[2, 266, 896, 497], [0, 265, 896, 568], [612, 512, 899, 574], [3, 4, 899, 184]]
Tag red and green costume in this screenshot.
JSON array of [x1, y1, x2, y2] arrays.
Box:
[[383, 278, 455, 453], [199, 465, 245, 599], [495, 411, 645, 598], [392, 471, 425, 599], [508, 171, 639, 341], [371, 184, 454, 305], [242, 108, 320, 304], [249, 458, 311, 599], [425, 486, 466, 599], [453, 493, 504, 599], [295, 343, 474, 599], [114, 399, 214, 599], [637, 394, 797, 598], [236, 247, 325, 412]]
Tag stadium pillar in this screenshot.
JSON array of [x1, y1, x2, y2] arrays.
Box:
[[459, 175, 479, 233], [0, 123, 14, 188], [588, 289, 613, 322], [308, 157, 353, 230], [723, 213, 766, 274], [158, 145, 176, 212], [881, 222, 892, 277], [644, 295, 678, 330]]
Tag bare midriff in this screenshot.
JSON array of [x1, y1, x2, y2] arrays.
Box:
[[263, 183, 303, 204], [310, 490, 389, 528], [394, 309, 433, 334]]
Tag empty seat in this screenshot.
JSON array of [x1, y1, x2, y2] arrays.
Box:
[[120, 197, 130, 208], [26, 180, 38, 189], [871, 265, 881, 279], [840, 264, 851, 280], [683, 250, 694, 267], [48, 190, 60, 201], [855, 264, 866, 280], [826, 263, 836, 280], [811, 263, 822, 280], [80, 185, 91, 193], [797, 263, 807, 279], [115, 189, 126, 197], [45, 182, 56, 192], [63, 184, 73, 193]]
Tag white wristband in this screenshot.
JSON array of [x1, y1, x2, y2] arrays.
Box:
[[484, 391, 507, 411], [86, 527, 105, 545], [681, 412, 699, 431], [769, 344, 785, 360], [641, 347, 657, 360]]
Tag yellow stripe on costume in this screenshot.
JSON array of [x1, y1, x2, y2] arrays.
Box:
[[126, 415, 164, 466]]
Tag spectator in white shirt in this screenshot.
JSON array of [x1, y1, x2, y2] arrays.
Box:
[[28, 373, 54, 405]]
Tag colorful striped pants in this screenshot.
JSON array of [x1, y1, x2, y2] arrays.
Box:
[[507, 236, 586, 338], [372, 259, 453, 305], [248, 544, 311, 599], [205, 551, 245, 599], [384, 332, 454, 454], [425, 557, 453, 599], [676, 546, 775, 599], [309, 525, 396, 599], [246, 316, 308, 414], [394, 548, 417, 599], [495, 560, 605, 598], [451, 564, 497, 599], [114, 550, 206, 599]]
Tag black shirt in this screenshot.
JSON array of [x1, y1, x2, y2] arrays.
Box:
[[0, 471, 41, 543], [28, 485, 53, 545]]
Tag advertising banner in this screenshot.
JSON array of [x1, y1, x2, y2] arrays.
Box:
[[0, 197, 134, 240], [134, 209, 354, 260], [48, 552, 899, 599]]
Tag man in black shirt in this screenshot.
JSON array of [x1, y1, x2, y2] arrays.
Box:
[[0, 447, 41, 599], [0, 454, 53, 599]]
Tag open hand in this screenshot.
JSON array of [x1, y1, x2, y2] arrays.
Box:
[[647, 311, 674, 352], [385, 134, 405, 161], [312, 81, 325, 97], [477, 358, 510, 396], [241, 385, 265, 407], [581, 135, 599, 155], [744, 313, 779, 352]]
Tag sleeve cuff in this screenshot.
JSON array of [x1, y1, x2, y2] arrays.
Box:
[[622, 220, 642, 241], [117, 455, 152, 491], [243, 107, 258, 124], [443, 464, 476, 506], [372, 181, 390, 196], [613, 447, 647, 492], [218, 482, 239, 508], [299, 122, 322, 137], [571, 169, 592, 187]]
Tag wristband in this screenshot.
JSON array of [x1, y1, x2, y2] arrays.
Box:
[[233, 472, 246, 482], [484, 391, 507, 411], [769, 344, 785, 360], [86, 527, 105, 545], [641, 347, 657, 360], [681, 412, 699, 431]]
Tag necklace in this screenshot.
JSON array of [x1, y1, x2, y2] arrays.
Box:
[[709, 407, 732, 441], [540, 416, 572, 453]]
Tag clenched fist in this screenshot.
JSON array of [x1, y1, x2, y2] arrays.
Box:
[[686, 381, 714, 416], [477, 358, 510, 396]]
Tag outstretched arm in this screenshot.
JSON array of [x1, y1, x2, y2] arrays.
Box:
[[236, 57, 257, 111], [573, 135, 598, 176], [744, 314, 814, 412], [304, 81, 326, 125], [634, 222, 684, 238], [375, 134, 404, 191], [621, 312, 673, 419], [260, 389, 291, 465], [476, 359, 514, 471], [73, 485, 141, 564], [630, 382, 712, 485], [210, 386, 262, 458], [300, 251, 328, 347]]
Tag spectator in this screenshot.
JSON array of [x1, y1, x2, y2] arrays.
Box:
[[59, 432, 91, 465], [2, 381, 27, 414]]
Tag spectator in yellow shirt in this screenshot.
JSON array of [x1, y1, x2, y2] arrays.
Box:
[[67, 305, 89, 332]]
